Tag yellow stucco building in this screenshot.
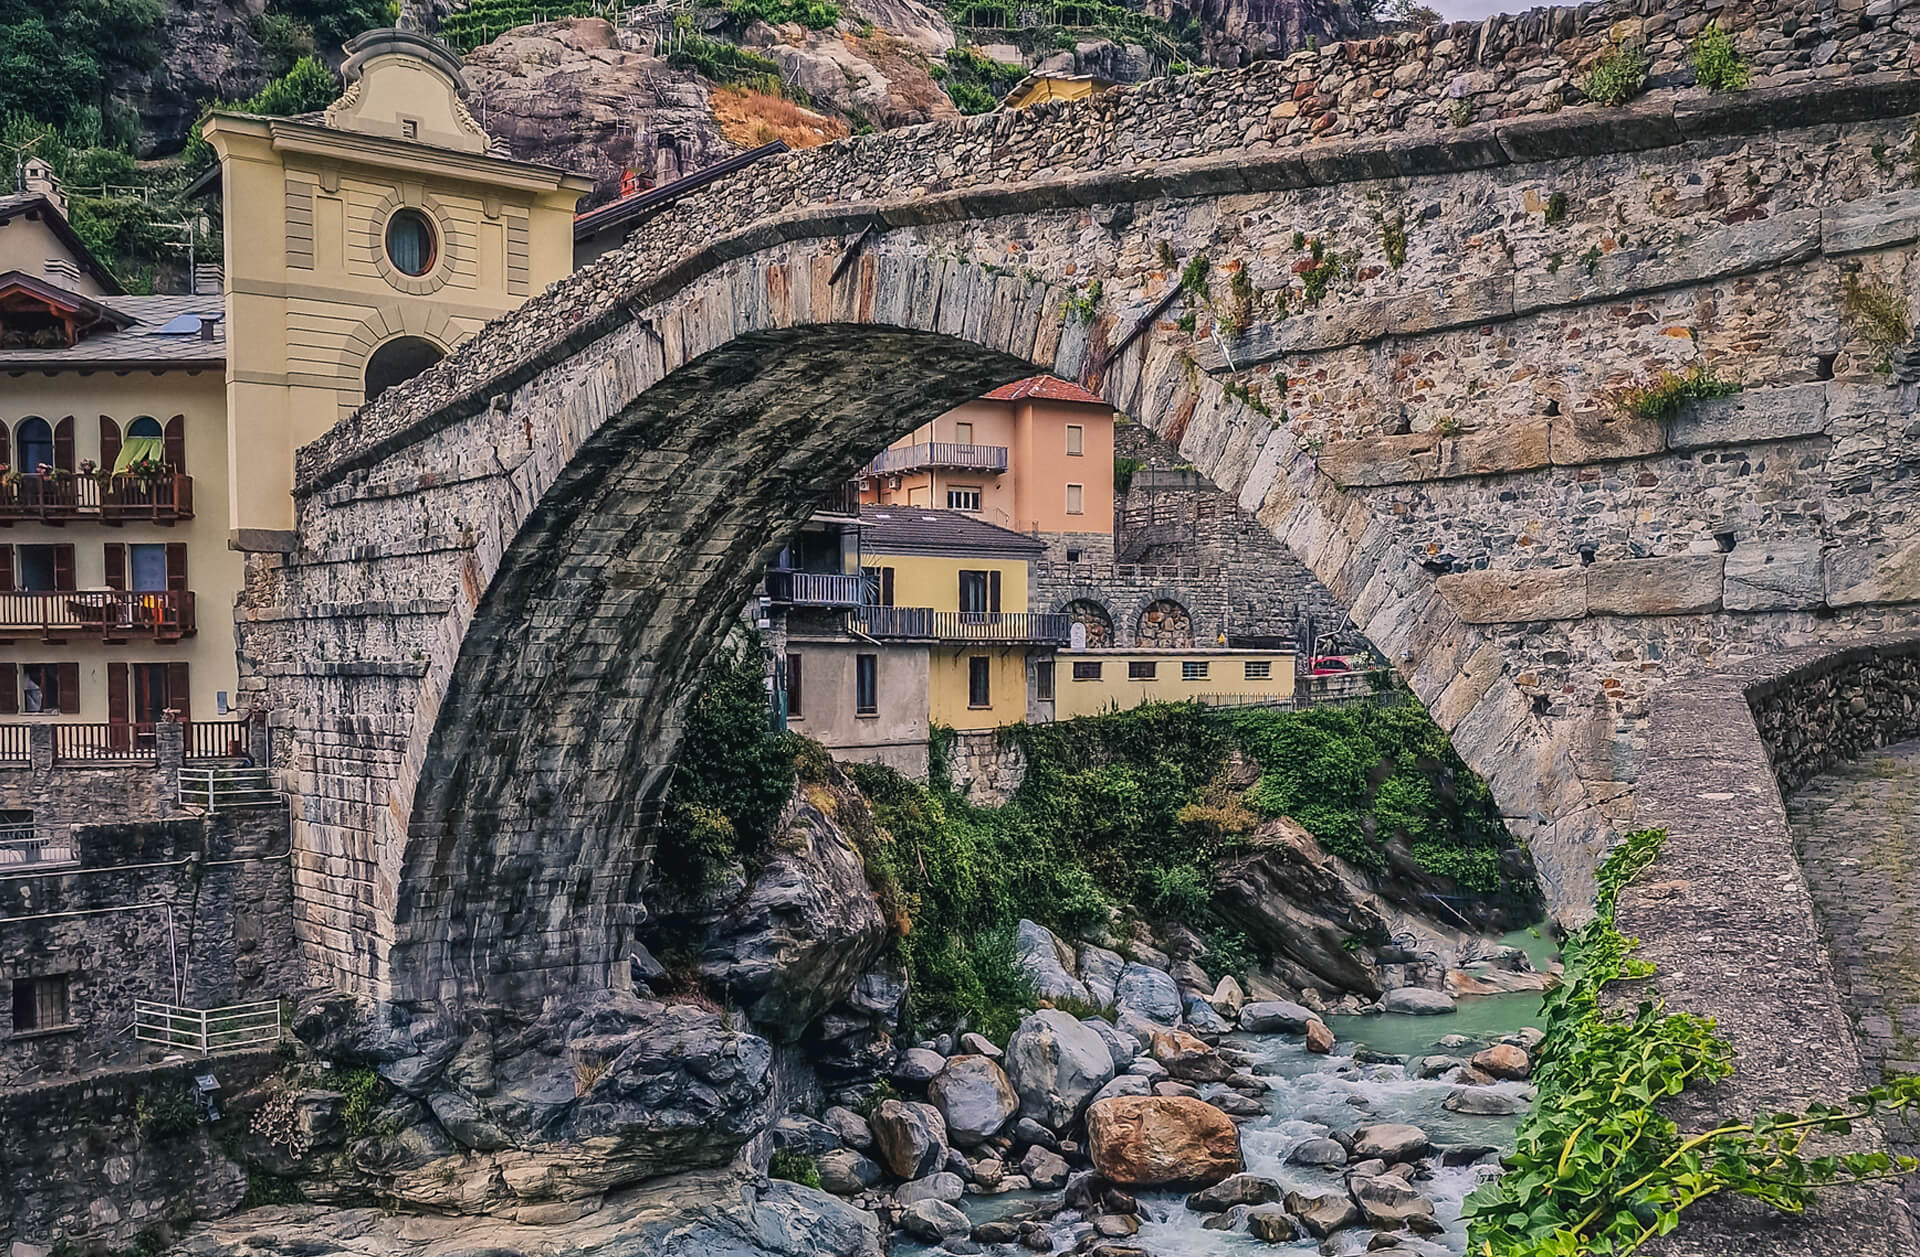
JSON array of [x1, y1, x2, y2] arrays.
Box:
[[0, 24, 585, 744], [1052, 648, 1297, 720]]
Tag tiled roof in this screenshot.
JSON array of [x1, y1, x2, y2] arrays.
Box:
[[0, 193, 124, 295], [983, 375, 1108, 406], [860, 507, 1046, 558], [0, 293, 226, 367]]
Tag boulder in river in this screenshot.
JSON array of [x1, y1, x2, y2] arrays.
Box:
[[1381, 987, 1457, 1015], [1349, 1174, 1440, 1231], [1116, 963, 1183, 1025], [817, 1148, 884, 1195], [1020, 1144, 1071, 1189], [1351, 1123, 1430, 1162], [1186, 1173, 1282, 1211], [1284, 1189, 1360, 1237], [1304, 1018, 1335, 1053], [1209, 975, 1246, 1020], [1085, 1095, 1244, 1187], [1247, 1204, 1296, 1241], [928, 1054, 1018, 1146], [869, 1099, 950, 1179], [1005, 1010, 1116, 1127], [1238, 1001, 1316, 1033], [1444, 1086, 1529, 1115], [895, 1171, 965, 1205], [1287, 1137, 1347, 1167], [901, 1197, 971, 1242], [1472, 1043, 1532, 1079], [1150, 1029, 1233, 1082]]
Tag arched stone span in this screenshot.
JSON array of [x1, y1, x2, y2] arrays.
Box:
[[247, 65, 1920, 1010]]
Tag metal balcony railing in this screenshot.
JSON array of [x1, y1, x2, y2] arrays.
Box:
[[848, 606, 1070, 644], [0, 590, 195, 641], [179, 767, 279, 812], [134, 999, 284, 1053], [0, 828, 73, 868], [0, 474, 193, 523], [767, 569, 869, 608], [863, 442, 1009, 477]]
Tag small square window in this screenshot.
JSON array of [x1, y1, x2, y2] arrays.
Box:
[[1182, 661, 1209, 681], [1128, 661, 1156, 681], [1066, 548, 1082, 563], [947, 487, 982, 512], [1066, 484, 1084, 515], [1065, 425, 1083, 456], [1244, 660, 1272, 680], [12, 974, 68, 1032], [954, 421, 973, 445], [1072, 660, 1102, 681], [402, 119, 419, 140]]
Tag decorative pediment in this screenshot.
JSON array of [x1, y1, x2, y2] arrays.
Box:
[[325, 28, 490, 156]]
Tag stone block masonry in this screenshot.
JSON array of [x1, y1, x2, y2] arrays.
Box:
[[238, 8, 1920, 1016]]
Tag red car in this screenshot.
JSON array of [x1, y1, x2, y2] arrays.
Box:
[[1310, 656, 1354, 676]]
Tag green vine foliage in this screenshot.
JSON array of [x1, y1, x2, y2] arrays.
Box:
[[1466, 828, 1920, 1256]]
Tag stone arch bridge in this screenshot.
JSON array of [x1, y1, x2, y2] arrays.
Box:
[[242, 10, 1920, 1010]]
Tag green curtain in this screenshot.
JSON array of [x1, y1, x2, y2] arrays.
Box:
[[112, 436, 164, 475]]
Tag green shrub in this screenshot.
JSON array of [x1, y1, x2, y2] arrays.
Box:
[[134, 1083, 199, 1140], [1113, 456, 1143, 494], [0, 0, 163, 134], [1605, 360, 1739, 423], [769, 1149, 822, 1188], [1690, 25, 1749, 92], [1841, 271, 1913, 371], [240, 1171, 304, 1207], [1582, 43, 1648, 106], [338, 1066, 386, 1138], [933, 46, 1023, 114], [728, 0, 842, 29]]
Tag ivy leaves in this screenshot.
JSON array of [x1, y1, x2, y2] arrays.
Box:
[[1465, 829, 1920, 1256]]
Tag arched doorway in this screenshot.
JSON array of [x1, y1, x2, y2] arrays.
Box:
[[364, 336, 446, 404]]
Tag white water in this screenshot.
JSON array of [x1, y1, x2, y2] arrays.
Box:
[[896, 988, 1543, 1256]]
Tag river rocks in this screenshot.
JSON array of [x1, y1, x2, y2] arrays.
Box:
[[1085, 1095, 1243, 1187], [1116, 963, 1183, 1024], [1187, 1173, 1283, 1211], [1445, 1087, 1530, 1115], [1092, 1074, 1153, 1104], [895, 1171, 965, 1205], [1079, 944, 1127, 1007], [1472, 1043, 1533, 1079], [1284, 1189, 1359, 1237], [893, 1047, 946, 1084], [1020, 1144, 1071, 1189], [1209, 975, 1246, 1019], [817, 1148, 885, 1195], [1351, 1124, 1430, 1162], [869, 1100, 950, 1179], [1083, 1017, 1138, 1071], [928, 1054, 1018, 1146], [824, 1105, 873, 1150], [1305, 1018, 1335, 1053], [1381, 988, 1457, 1015], [1005, 1011, 1116, 1127], [1248, 1204, 1297, 1241], [1349, 1174, 1440, 1231], [1150, 1029, 1233, 1082], [959, 1032, 1001, 1059], [901, 1197, 972, 1242], [1184, 995, 1231, 1034], [773, 1114, 841, 1155], [1287, 1137, 1347, 1166], [1211, 820, 1397, 997], [1239, 1000, 1316, 1033], [1017, 919, 1094, 1005]]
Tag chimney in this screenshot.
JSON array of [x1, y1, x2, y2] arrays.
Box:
[[198, 316, 220, 342], [20, 157, 63, 216]]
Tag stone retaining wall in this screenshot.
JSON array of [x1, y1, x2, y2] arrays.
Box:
[[945, 728, 1028, 806], [1623, 634, 1920, 1256]]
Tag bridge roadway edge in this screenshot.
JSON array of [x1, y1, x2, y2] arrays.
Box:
[[1625, 634, 1920, 1256]]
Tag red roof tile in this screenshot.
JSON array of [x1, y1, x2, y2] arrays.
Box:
[[983, 375, 1109, 406]]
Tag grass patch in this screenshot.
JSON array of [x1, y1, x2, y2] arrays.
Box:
[[1690, 24, 1750, 92], [1582, 43, 1648, 106], [1605, 360, 1739, 424]]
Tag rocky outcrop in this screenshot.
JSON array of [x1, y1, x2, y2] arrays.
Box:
[[1142, 0, 1362, 68], [1015, 919, 1092, 1006], [111, 0, 273, 155], [174, 1169, 882, 1256], [1084, 1095, 1243, 1187], [1004, 1011, 1115, 1128], [868, 1100, 949, 1179]]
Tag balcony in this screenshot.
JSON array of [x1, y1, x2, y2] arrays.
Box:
[[814, 480, 862, 519], [0, 474, 194, 524], [0, 589, 195, 642], [767, 569, 869, 608], [848, 606, 1069, 645], [863, 442, 1009, 477]]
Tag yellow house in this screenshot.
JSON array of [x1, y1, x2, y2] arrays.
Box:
[[1052, 648, 1297, 720], [1001, 73, 1119, 111], [204, 26, 589, 546], [0, 23, 585, 745]]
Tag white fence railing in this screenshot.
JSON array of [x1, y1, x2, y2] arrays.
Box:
[[134, 999, 283, 1053], [178, 767, 279, 813], [0, 828, 74, 868]]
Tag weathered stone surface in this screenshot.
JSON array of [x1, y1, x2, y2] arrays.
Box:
[[1435, 566, 1587, 624], [1585, 555, 1725, 617], [818, 1148, 885, 1195], [1725, 541, 1828, 612], [1471, 1043, 1532, 1080], [1116, 963, 1183, 1025], [1016, 919, 1092, 1006], [1444, 1086, 1529, 1115], [1085, 1095, 1244, 1187], [893, 1048, 946, 1084], [1286, 1137, 1346, 1166], [901, 1197, 971, 1242], [1823, 186, 1920, 255], [1187, 1173, 1283, 1211], [1082, 1017, 1139, 1071], [927, 1055, 1018, 1147], [1304, 1018, 1334, 1054], [1284, 1189, 1360, 1238], [1238, 1001, 1316, 1034], [1150, 1029, 1232, 1083], [1513, 208, 1821, 313], [1379, 988, 1456, 1016], [1078, 945, 1127, 1008], [869, 1100, 950, 1180], [1827, 542, 1920, 608], [1005, 1011, 1117, 1128], [894, 1171, 965, 1205], [1665, 383, 1829, 452], [1349, 1174, 1439, 1230], [1019, 1143, 1071, 1188], [1318, 422, 1552, 486], [823, 1106, 873, 1150], [1350, 1123, 1430, 1162]]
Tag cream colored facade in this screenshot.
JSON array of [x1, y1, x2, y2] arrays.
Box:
[[1052, 648, 1297, 720], [204, 29, 588, 544]]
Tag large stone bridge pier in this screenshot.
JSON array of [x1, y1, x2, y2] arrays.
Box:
[[238, 0, 1920, 1013]]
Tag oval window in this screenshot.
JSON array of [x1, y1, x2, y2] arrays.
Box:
[[385, 209, 437, 277]]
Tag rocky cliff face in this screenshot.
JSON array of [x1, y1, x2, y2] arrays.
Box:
[[1144, 0, 1364, 65], [112, 0, 275, 156]]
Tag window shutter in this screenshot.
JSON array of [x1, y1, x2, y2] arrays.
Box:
[[880, 567, 894, 607], [163, 415, 186, 473], [0, 546, 13, 592], [785, 652, 802, 719], [166, 661, 190, 723], [989, 570, 1002, 613], [103, 543, 126, 590], [0, 663, 16, 716], [52, 544, 75, 592], [107, 662, 128, 725], [98, 416, 120, 471], [164, 542, 188, 591], [55, 663, 77, 715], [52, 416, 74, 473]]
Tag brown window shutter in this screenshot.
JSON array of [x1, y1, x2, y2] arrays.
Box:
[[0, 663, 16, 716], [107, 662, 128, 725], [166, 661, 190, 723], [0, 546, 13, 592], [164, 542, 188, 591], [55, 662, 77, 715], [103, 543, 126, 590], [989, 570, 1002, 613], [52, 416, 74, 473], [163, 415, 186, 473], [52, 544, 75, 592], [99, 416, 120, 471]]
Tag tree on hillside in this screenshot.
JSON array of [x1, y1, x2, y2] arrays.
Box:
[[0, 0, 162, 135]]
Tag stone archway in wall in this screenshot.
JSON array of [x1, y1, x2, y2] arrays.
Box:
[[1061, 599, 1115, 647], [1135, 598, 1195, 649]]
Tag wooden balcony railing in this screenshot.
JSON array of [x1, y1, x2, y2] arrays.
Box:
[[0, 722, 27, 763], [53, 722, 156, 762], [184, 719, 253, 762], [767, 569, 869, 607], [863, 442, 1009, 477], [848, 606, 1070, 644], [0, 590, 195, 642], [0, 474, 193, 524]]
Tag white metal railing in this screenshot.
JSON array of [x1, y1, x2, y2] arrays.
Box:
[[178, 767, 279, 813], [0, 828, 74, 868], [134, 999, 283, 1053]]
